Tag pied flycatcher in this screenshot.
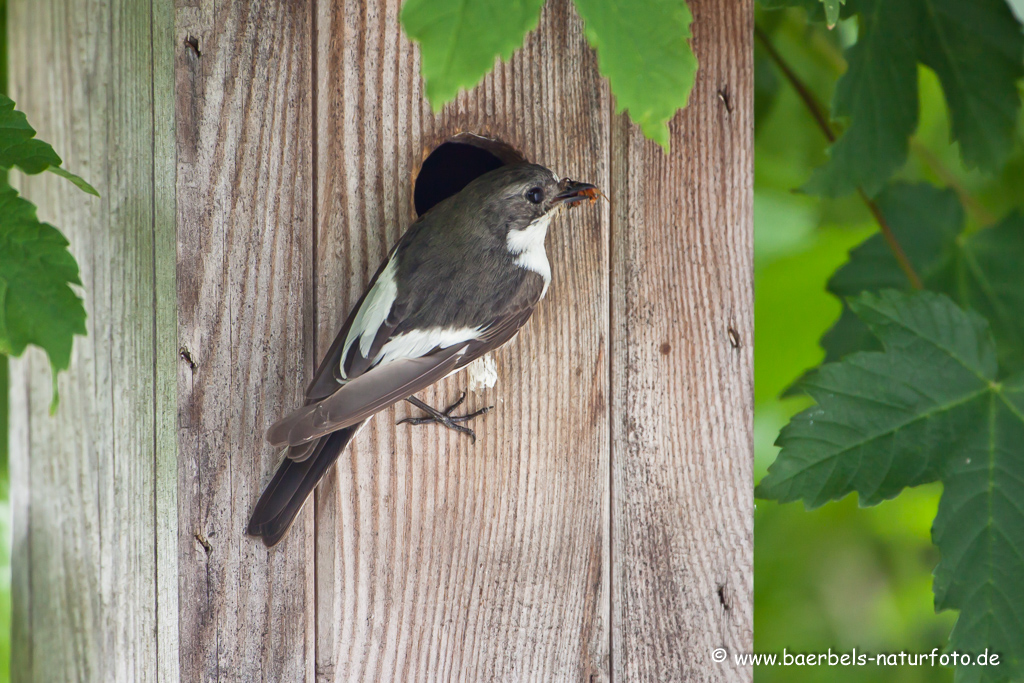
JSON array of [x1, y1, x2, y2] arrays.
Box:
[[248, 163, 598, 546]]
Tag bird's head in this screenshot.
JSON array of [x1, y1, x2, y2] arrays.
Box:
[[453, 162, 598, 237]]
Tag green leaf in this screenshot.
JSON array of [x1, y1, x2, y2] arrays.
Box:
[[917, 0, 1024, 174], [400, 0, 546, 110], [0, 138, 60, 174], [400, 0, 698, 148], [0, 95, 93, 408], [0, 94, 95, 193], [821, 183, 1024, 374], [933, 375, 1024, 683], [820, 182, 961, 363], [0, 180, 87, 404], [821, 0, 844, 28], [805, 0, 1024, 197], [759, 289, 1024, 681], [803, 0, 920, 197], [572, 0, 698, 149], [758, 290, 995, 507], [48, 165, 98, 197], [949, 217, 1024, 374]]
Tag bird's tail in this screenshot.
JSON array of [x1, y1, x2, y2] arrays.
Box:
[[246, 421, 366, 547]]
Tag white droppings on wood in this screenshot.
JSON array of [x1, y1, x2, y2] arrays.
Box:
[[466, 354, 498, 392]]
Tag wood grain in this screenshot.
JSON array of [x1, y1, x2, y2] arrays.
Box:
[[154, 3, 181, 681], [175, 0, 316, 681], [610, 0, 755, 680], [10, 0, 753, 679], [8, 0, 178, 681], [312, 0, 611, 680]]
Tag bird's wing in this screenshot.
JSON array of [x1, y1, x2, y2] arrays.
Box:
[[304, 209, 443, 402], [267, 342, 470, 448], [267, 301, 540, 451], [277, 206, 544, 451], [304, 250, 406, 401], [454, 305, 537, 369]]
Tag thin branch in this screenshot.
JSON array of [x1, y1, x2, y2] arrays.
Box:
[[755, 25, 835, 144], [857, 190, 924, 290], [755, 24, 924, 290]]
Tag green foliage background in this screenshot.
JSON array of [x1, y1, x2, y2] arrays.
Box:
[[755, 1, 1024, 680]]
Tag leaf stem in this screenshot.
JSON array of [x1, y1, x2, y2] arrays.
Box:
[[909, 138, 997, 227], [855, 189, 923, 289], [754, 25, 834, 144], [755, 24, 924, 290]]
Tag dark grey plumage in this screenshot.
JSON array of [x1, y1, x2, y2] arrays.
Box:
[[248, 163, 596, 546]]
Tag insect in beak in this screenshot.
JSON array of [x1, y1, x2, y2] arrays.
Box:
[[553, 179, 603, 207]]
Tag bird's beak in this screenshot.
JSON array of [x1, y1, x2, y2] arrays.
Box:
[[553, 179, 600, 206]]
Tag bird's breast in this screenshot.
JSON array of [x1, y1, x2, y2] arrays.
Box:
[[506, 213, 553, 298]]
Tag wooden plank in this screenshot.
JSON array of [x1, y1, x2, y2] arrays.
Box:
[[153, 1, 182, 680], [610, 0, 754, 680], [312, 0, 611, 679], [8, 0, 177, 680], [174, 0, 316, 681]]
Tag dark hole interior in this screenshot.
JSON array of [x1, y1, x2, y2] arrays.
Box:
[[414, 142, 506, 216]]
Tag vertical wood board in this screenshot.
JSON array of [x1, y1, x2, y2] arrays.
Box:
[[610, 0, 755, 680], [8, 0, 178, 680], [175, 1, 315, 680], [312, 0, 612, 680]]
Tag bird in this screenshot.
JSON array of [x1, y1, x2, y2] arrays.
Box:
[[247, 162, 598, 546]]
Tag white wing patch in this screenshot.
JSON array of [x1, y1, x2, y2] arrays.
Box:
[[507, 213, 552, 298], [375, 326, 482, 368], [339, 256, 398, 379]]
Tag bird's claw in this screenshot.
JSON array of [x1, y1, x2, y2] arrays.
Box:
[[398, 392, 493, 443]]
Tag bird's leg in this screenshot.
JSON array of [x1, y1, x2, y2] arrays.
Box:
[[398, 393, 492, 443]]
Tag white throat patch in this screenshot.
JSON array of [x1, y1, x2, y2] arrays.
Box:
[[506, 213, 553, 298]]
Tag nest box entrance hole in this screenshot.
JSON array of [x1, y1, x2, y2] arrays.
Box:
[[414, 133, 526, 216]]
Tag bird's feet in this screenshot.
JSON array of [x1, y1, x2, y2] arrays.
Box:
[[399, 393, 493, 443]]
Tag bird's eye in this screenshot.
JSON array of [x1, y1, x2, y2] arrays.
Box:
[[525, 187, 544, 204]]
